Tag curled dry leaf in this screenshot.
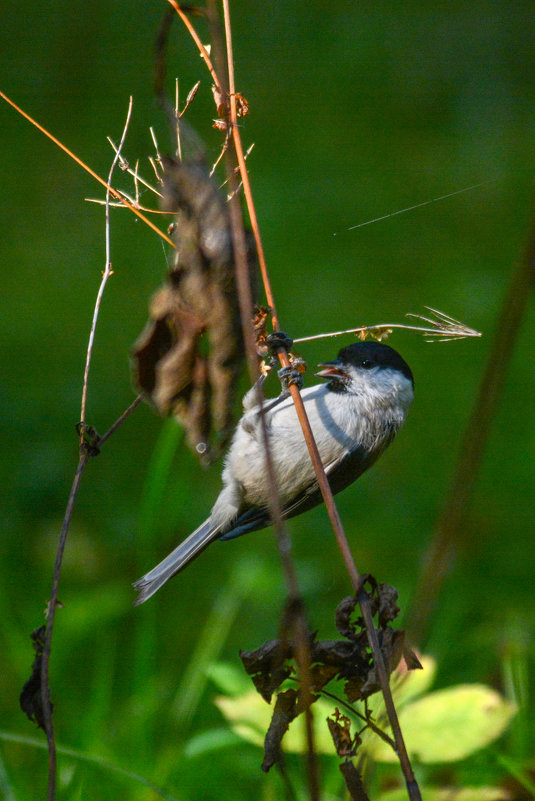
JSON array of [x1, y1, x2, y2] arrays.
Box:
[[133, 155, 256, 463], [261, 688, 302, 772], [240, 639, 294, 702], [19, 625, 50, 730], [327, 709, 361, 758], [252, 304, 271, 355], [240, 580, 422, 770], [234, 92, 249, 117]]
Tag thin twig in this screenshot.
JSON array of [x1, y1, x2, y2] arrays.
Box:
[[408, 211, 535, 644], [97, 395, 143, 448], [0, 91, 174, 248], [41, 100, 134, 801], [41, 451, 89, 801], [293, 308, 481, 345], [175, 78, 182, 161], [219, 0, 420, 796], [85, 199, 170, 213], [80, 97, 133, 427], [106, 138, 164, 198], [166, 0, 223, 93]]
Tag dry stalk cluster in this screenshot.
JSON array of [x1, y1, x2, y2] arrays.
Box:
[[240, 579, 422, 782]]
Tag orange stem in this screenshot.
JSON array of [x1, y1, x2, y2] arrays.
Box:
[[165, 0, 223, 92], [0, 90, 175, 248]]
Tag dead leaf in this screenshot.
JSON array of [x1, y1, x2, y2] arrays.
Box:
[[262, 688, 300, 771], [133, 156, 256, 463], [327, 709, 360, 758], [234, 92, 249, 117], [19, 625, 50, 730]]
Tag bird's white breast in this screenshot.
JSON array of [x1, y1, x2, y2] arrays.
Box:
[[226, 385, 374, 507]]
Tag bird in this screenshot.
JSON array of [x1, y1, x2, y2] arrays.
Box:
[[134, 340, 414, 604]]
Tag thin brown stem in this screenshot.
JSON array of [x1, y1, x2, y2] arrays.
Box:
[[166, 0, 223, 93], [97, 395, 143, 448], [80, 97, 133, 428], [408, 212, 535, 644], [174, 3, 420, 796], [40, 103, 139, 800], [218, 1, 420, 797], [41, 450, 89, 801]]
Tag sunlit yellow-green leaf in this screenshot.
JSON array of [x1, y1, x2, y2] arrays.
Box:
[[368, 684, 516, 763], [215, 691, 340, 754], [367, 654, 437, 724]]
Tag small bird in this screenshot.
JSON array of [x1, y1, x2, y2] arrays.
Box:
[[134, 341, 414, 604]]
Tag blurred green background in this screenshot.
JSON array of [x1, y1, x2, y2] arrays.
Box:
[[1, 1, 534, 799]]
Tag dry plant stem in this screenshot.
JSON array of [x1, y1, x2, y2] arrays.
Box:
[[174, 2, 418, 795], [339, 760, 371, 801], [80, 97, 133, 427], [0, 91, 174, 248], [97, 394, 143, 448], [39, 394, 142, 801], [218, 1, 419, 797], [41, 449, 89, 801], [40, 103, 135, 801], [293, 321, 480, 344], [215, 2, 321, 796], [166, 0, 222, 93], [409, 214, 535, 644]]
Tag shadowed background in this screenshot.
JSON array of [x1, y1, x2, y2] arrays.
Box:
[[1, 1, 534, 798]]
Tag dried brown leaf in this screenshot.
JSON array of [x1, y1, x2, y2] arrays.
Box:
[[327, 709, 360, 757], [234, 92, 249, 117], [179, 80, 201, 118], [262, 689, 300, 772], [19, 625, 50, 730], [339, 760, 371, 801], [240, 639, 293, 702], [133, 156, 256, 463]]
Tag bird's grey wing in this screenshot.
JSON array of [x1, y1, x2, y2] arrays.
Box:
[[277, 443, 379, 521], [220, 444, 375, 540], [133, 519, 221, 605]]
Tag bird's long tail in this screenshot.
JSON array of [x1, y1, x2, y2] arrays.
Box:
[[133, 519, 221, 605]]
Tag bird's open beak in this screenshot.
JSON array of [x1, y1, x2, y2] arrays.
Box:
[[316, 359, 348, 380]]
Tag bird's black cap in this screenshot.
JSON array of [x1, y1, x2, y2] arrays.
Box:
[[337, 341, 414, 385]]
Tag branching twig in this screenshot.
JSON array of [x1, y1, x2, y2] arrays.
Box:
[[0, 91, 174, 247], [97, 395, 143, 450], [80, 97, 133, 428], [408, 211, 535, 643], [41, 450, 89, 801], [40, 100, 137, 801], [293, 307, 481, 345]]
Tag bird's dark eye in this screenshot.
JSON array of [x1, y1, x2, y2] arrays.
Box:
[[360, 359, 375, 369]]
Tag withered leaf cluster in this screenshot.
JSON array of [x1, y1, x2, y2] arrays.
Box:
[[19, 625, 50, 730], [240, 578, 421, 772], [133, 156, 255, 464]]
